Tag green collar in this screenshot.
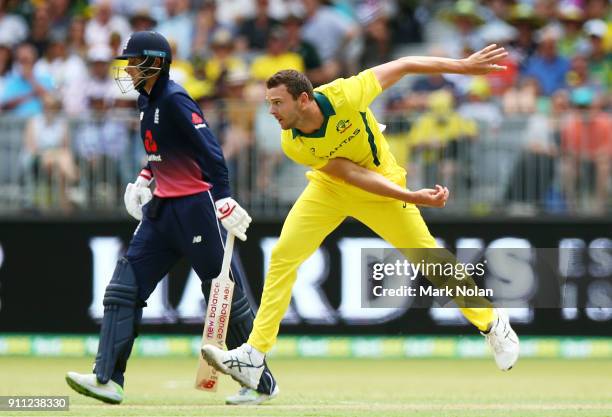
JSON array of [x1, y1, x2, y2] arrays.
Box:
[[291, 91, 336, 139]]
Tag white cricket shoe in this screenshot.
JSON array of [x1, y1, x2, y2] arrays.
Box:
[[65, 372, 124, 404], [225, 385, 280, 405], [482, 309, 520, 371], [201, 343, 264, 390]]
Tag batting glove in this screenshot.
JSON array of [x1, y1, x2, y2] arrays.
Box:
[[124, 175, 152, 221], [215, 197, 252, 241]]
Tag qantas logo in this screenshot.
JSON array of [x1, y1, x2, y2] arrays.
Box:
[[192, 112, 206, 129], [336, 119, 352, 134], [310, 128, 360, 159]]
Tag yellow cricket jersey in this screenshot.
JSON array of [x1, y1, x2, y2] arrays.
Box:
[[281, 69, 406, 185]]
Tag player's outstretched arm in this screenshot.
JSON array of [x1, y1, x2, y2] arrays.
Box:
[[371, 44, 508, 90], [319, 158, 449, 208]]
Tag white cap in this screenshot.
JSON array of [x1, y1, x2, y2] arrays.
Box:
[[584, 19, 607, 38], [87, 45, 113, 62], [480, 21, 518, 43]]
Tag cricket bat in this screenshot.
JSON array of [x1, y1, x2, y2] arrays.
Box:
[[195, 233, 235, 391]]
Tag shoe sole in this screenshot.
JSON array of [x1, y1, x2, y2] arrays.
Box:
[[225, 388, 279, 406], [65, 375, 122, 405], [201, 348, 258, 390]]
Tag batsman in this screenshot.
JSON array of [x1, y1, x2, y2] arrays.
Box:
[[65, 31, 278, 405]]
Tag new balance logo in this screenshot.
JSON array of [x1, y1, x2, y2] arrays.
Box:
[[193, 235, 202, 243]]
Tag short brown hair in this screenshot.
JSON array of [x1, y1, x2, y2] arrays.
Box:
[[266, 69, 314, 100]]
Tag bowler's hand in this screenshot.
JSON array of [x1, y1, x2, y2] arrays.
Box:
[[409, 184, 449, 208], [462, 44, 508, 75]]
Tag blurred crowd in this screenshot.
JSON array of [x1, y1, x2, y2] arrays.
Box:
[[385, 0, 611, 215], [0, 0, 609, 215]]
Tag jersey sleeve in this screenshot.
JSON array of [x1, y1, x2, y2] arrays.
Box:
[[337, 69, 382, 112], [166, 93, 231, 200]]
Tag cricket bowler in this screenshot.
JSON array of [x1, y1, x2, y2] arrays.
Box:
[[202, 44, 520, 389], [65, 31, 278, 405]]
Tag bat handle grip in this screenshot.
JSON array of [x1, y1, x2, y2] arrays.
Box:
[[220, 232, 235, 279]]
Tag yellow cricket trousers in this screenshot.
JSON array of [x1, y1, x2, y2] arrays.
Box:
[[248, 174, 495, 352]]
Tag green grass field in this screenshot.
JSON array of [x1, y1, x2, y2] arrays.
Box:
[[0, 357, 610, 417]]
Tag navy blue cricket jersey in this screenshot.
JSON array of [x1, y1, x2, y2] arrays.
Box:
[[136, 73, 230, 200]]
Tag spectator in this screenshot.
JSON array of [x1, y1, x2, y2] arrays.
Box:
[[107, 87, 140, 184], [534, 0, 560, 22], [253, 93, 282, 197], [389, 0, 423, 45], [566, 53, 602, 94], [584, 0, 612, 52], [479, 20, 519, 95], [27, 3, 52, 58], [250, 27, 304, 81], [0, 42, 11, 96], [458, 76, 503, 130], [503, 76, 539, 115], [202, 28, 247, 98], [522, 26, 570, 96], [0, 0, 28, 47], [585, 0, 610, 20], [301, 0, 358, 79], [191, 0, 228, 59], [48, 0, 73, 40], [557, 3, 587, 59], [505, 90, 569, 210], [482, 0, 511, 21], [34, 36, 87, 113], [218, 68, 254, 163], [283, 14, 326, 85], [439, 0, 486, 59], [22, 94, 78, 211], [358, 2, 392, 68], [85, 1, 130, 50], [108, 30, 123, 56], [67, 16, 88, 59], [215, 0, 256, 26], [74, 91, 130, 207], [407, 90, 478, 191], [506, 3, 545, 71], [236, 0, 280, 52], [560, 87, 612, 214], [155, 0, 194, 60], [390, 46, 458, 113], [67, 45, 114, 115], [0, 43, 54, 117], [128, 8, 157, 32], [583, 19, 611, 93], [166, 39, 210, 99]]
